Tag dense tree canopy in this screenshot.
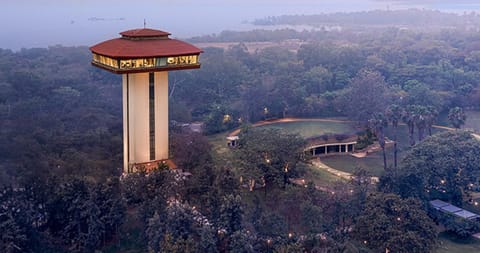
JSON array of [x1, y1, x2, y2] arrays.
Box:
[[380, 131, 480, 205], [354, 193, 437, 253], [235, 127, 305, 191]]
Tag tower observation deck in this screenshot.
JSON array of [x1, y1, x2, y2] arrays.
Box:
[[90, 28, 203, 173]]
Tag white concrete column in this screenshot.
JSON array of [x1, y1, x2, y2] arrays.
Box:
[[129, 73, 150, 165], [154, 71, 169, 161], [122, 74, 129, 173]]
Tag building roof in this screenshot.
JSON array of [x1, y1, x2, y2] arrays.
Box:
[[430, 199, 480, 220], [306, 135, 357, 147], [120, 28, 170, 38], [441, 204, 463, 213], [455, 210, 480, 219], [430, 199, 450, 209], [90, 28, 202, 59]]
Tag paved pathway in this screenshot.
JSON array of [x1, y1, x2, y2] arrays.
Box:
[[311, 158, 379, 183]]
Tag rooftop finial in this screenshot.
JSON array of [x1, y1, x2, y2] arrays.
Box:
[[144, 19, 146, 28]]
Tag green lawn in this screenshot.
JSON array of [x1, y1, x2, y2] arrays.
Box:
[[321, 154, 386, 176], [303, 162, 343, 187], [255, 120, 356, 138], [322, 124, 445, 176]]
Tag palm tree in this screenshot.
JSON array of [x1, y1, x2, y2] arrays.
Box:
[[448, 107, 467, 129], [386, 104, 402, 169], [369, 113, 388, 171], [413, 105, 428, 142], [402, 105, 416, 146], [425, 106, 438, 136]]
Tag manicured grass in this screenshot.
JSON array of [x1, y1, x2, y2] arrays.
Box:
[[321, 155, 386, 177], [322, 124, 445, 176], [255, 120, 356, 138], [436, 232, 480, 253], [303, 162, 343, 187]]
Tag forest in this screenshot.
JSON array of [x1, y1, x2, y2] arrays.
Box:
[[1, 9, 480, 253], [252, 9, 480, 30]]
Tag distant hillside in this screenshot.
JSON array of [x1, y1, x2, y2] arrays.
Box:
[[253, 9, 480, 29]]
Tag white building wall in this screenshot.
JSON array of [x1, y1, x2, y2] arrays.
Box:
[[122, 74, 129, 172], [154, 72, 169, 161], [122, 72, 170, 173], [129, 73, 150, 165]]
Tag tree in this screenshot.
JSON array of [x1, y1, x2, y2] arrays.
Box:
[[170, 131, 213, 171], [385, 104, 402, 169], [402, 105, 416, 146], [448, 106, 467, 129], [145, 200, 217, 253], [353, 193, 436, 253], [402, 81, 444, 109], [219, 194, 243, 235], [368, 112, 388, 170], [425, 105, 438, 136], [0, 188, 31, 253], [0, 212, 27, 253], [301, 66, 333, 94], [227, 230, 256, 253], [343, 69, 389, 124], [300, 201, 325, 234], [46, 179, 124, 252], [413, 105, 428, 142], [254, 212, 288, 238], [90, 178, 126, 245], [380, 131, 480, 205], [236, 127, 305, 193]]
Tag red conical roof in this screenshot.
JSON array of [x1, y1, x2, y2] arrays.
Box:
[[90, 28, 202, 59]]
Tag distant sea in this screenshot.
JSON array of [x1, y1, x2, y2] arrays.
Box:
[[2, 1, 480, 50]]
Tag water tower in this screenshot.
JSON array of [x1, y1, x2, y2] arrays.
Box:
[[90, 28, 202, 173]]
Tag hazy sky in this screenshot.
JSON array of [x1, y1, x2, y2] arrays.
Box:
[[2, 0, 480, 50]]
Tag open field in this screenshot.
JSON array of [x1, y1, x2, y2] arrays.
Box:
[[194, 39, 305, 53], [255, 119, 356, 138], [302, 163, 342, 187]]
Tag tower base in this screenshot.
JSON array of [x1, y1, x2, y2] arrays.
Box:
[[129, 159, 177, 173]]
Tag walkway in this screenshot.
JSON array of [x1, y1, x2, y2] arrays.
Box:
[[311, 158, 379, 183]]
